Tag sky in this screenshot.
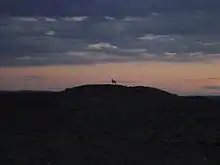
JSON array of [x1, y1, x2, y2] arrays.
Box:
[[0, 0, 220, 95]]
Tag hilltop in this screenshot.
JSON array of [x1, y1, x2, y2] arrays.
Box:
[[1, 85, 220, 164]]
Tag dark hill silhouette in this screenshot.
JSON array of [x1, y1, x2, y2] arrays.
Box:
[[1, 85, 220, 164], [65, 84, 177, 98]]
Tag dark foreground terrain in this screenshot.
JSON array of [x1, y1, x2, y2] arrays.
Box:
[[1, 84, 220, 165]]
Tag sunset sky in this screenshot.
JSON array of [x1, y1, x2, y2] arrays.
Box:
[[0, 0, 220, 95]]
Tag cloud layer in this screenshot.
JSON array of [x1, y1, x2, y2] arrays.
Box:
[[1, 13, 220, 66], [203, 86, 220, 90], [1, 0, 220, 16]]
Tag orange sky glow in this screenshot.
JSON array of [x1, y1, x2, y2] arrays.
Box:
[[0, 60, 220, 95]]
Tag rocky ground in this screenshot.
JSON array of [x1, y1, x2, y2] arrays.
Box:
[[1, 84, 220, 165]]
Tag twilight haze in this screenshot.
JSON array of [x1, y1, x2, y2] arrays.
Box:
[[0, 0, 220, 95]]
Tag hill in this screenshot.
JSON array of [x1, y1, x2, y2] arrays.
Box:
[[1, 85, 220, 164]]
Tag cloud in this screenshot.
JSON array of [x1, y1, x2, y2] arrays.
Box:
[[185, 77, 220, 81], [138, 34, 174, 41], [16, 56, 48, 60], [11, 17, 57, 22], [208, 54, 220, 58], [207, 78, 220, 80], [123, 17, 145, 22], [150, 12, 161, 16], [66, 50, 157, 64], [105, 16, 115, 21], [186, 52, 205, 60], [203, 86, 220, 90], [61, 16, 88, 22], [201, 42, 215, 46], [40, 17, 57, 22], [66, 51, 88, 57], [188, 52, 203, 57], [11, 17, 38, 22], [65, 51, 140, 65], [45, 30, 56, 36], [120, 49, 147, 53], [23, 75, 42, 81], [2, 15, 220, 67], [164, 52, 178, 58], [139, 53, 156, 59], [3, 0, 220, 16], [86, 43, 118, 50], [67, 51, 129, 60]]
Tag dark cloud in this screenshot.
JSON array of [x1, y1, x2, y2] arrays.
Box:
[[203, 86, 220, 90], [23, 75, 42, 81], [207, 78, 220, 80], [1, 15, 220, 66], [1, 0, 220, 16]]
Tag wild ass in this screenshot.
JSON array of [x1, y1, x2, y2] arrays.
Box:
[[112, 78, 116, 85]]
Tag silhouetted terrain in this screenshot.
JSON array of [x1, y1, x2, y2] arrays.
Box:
[[1, 85, 220, 165]]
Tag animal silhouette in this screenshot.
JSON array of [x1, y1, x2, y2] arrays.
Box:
[[112, 78, 116, 85]]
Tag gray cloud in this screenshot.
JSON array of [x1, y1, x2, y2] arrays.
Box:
[[206, 77, 220, 80], [1, 0, 220, 16], [186, 77, 220, 82], [203, 86, 220, 90], [1, 14, 220, 66], [86, 43, 118, 50], [11, 16, 89, 22], [23, 75, 43, 81], [16, 56, 48, 60]]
